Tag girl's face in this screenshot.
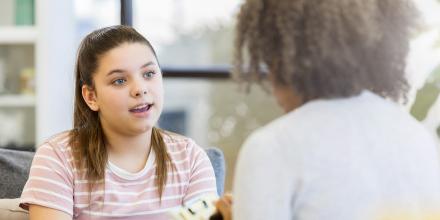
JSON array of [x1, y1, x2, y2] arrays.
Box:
[[82, 42, 164, 136]]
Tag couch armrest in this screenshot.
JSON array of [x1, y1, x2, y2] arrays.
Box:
[[0, 198, 28, 220]]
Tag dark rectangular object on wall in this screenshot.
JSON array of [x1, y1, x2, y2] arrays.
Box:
[[159, 110, 187, 135]]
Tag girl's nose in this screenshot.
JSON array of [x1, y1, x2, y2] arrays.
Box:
[[134, 89, 147, 97], [131, 82, 148, 97], [131, 75, 149, 97]]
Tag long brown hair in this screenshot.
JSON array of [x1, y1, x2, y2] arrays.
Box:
[[233, 0, 418, 103], [69, 25, 171, 198]]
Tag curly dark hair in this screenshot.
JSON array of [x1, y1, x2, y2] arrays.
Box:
[[233, 0, 419, 103]]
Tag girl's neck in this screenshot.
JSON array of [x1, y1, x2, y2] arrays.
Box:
[[104, 128, 153, 173]]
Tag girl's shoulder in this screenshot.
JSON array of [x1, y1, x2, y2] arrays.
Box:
[[37, 131, 73, 157], [160, 130, 199, 154]]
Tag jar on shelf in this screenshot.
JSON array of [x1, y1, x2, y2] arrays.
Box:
[[0, 111, 24, 147], [19, 67, 34, 95]]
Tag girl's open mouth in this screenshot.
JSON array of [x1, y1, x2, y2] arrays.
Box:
[[129, 104, 153, 113]]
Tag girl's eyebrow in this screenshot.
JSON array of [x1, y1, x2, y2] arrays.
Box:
[[106, 61, 156, 76], [140, 61, 155, 69]]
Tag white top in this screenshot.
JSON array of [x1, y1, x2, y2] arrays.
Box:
[[107, 149, 155, 180], [233, 90, 440, 220]]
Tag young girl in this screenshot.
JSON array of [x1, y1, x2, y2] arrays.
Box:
[[216, 0, 440, 219], [20, 25, 217, 219]]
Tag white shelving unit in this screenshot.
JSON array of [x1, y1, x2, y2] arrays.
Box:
[[0, 26, 36, 109], [0, 95, 35, 107], [0, 24, 36, 145], [0, 0, 76, 146], [0, 26, 37, 44]]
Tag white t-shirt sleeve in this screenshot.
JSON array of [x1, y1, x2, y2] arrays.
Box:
[[233, 129, 296, 220]]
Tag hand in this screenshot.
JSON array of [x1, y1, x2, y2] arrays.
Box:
[[215, 194, 233, 220]]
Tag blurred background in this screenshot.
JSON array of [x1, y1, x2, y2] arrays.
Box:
[[0, 0, 439, 191]]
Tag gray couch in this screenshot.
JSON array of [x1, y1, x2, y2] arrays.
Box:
[[0, 148, 34, 219], [0, 148, 34, 199]]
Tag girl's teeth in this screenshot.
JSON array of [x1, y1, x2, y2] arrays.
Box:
[[134, 105, 147, 110], [130, 104, 152, 112]]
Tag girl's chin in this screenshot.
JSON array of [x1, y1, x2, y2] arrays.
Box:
[[133, 125, 155, 133]]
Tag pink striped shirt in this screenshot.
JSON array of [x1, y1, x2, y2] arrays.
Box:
[[20, 132, 217, 219]]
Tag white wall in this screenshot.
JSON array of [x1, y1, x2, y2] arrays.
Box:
[[36, 0, 75, 144]]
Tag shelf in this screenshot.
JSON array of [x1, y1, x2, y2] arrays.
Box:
[[0, 95, 35, 107], [0, 26, 37, 44]]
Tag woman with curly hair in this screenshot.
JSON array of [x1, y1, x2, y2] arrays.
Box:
[[215, 0, 440, 219]]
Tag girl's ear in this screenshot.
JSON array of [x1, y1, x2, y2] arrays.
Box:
[[82, 85, 99, 111]]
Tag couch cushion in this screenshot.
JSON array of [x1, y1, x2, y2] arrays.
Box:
[[0, 198, 28, 220], [205, 147, 226, 195], [0, 148, 35, 198]]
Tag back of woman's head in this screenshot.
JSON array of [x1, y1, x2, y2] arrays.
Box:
[[233, 0, 418, 102]]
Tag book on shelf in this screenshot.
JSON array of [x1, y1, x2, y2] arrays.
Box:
[[15, 0, 34, 26]]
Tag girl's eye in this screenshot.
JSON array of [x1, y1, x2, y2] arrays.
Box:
[[143, 71, 155, 78], [113, 79, 126, 85]]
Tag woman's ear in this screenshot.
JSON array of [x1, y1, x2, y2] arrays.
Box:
[[82, 85, 99, 111]]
